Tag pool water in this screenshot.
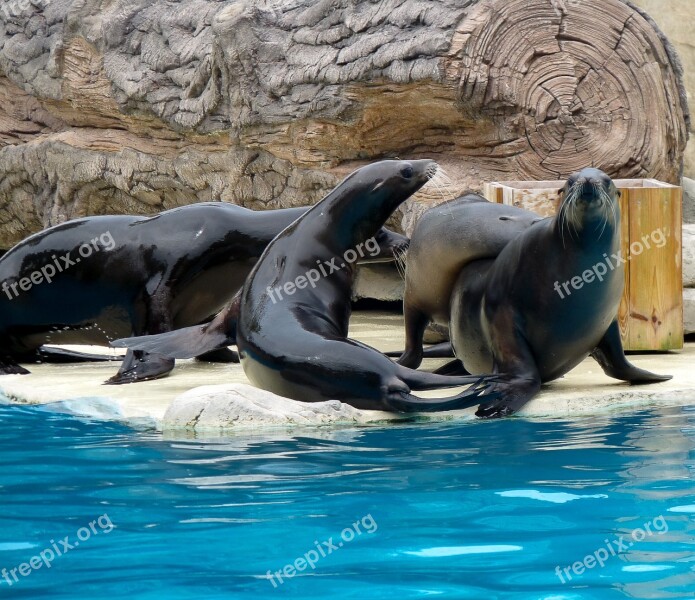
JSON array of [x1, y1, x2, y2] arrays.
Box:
[[1, 401, 694, 599]]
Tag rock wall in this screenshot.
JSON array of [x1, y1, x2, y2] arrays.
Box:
[[0, 0, 689, 248]]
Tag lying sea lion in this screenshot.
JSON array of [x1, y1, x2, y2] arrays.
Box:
[[0, 202, 406, 383]]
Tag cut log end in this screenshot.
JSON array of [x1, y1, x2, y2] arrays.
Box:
[[446, 0, 688, 185]]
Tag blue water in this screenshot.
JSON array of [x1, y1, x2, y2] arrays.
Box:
[[1, 402, 694, 599]]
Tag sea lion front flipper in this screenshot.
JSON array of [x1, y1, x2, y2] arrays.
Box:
[[395, 304, 430, 368], [475, 376, 540, 419], [476, 307, 541, 418], [590, 320, 672, 383]]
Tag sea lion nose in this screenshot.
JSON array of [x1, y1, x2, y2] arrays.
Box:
[[578, 179, 597, 201]]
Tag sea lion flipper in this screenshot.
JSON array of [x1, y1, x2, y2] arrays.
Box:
[[104, 349, 175, 385], [385, 378, 496, 413], [475, 376, 540, 418], [0, 355, 30, 375], [395, 304, 430, 368], [110, 296, 240, 361], [109, 321, 232, 360], [475, 306, 541, 418], [397, 366, 493, 390], [387, 342, 454, 360], [591, 321, 672, 383]]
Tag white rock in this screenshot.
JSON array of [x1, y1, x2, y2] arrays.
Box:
[[353, 263, 404, 302], [683, 224, 695, 287], [162, 383, 395, 431], [682, 177, 695, 224], [684, 288, 695, 334]]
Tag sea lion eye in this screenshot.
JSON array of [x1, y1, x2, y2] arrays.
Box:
[[401, 166, 414, 179]]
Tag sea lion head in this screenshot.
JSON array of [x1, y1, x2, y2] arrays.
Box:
[[557, 167, 620, 239], [328, 159, 438, 243]]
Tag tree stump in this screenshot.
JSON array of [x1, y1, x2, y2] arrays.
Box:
[[0, 0, 688, 246]]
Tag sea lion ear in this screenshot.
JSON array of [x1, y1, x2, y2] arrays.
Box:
[[371, 180, 386, 193], [616, 190, 622, 198], [557, 187, 565, 198]]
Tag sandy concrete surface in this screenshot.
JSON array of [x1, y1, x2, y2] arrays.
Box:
[[0, 312, 692, 431]]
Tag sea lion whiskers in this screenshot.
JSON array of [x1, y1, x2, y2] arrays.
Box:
[[558, 182, 580, 247], [423, 166, 456, 221], [423, 167, 450, 198], [598, 182, 619, 230], [394, 244, 409, 280], [592, 182, 616, 240], [563, 181, 583, 242]]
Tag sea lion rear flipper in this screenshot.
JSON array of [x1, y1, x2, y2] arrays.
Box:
[[0, 355, 30, 375], [104, 349, 175, 385], [35, 347, 122, 363], [386, 342, 454, 360], [109, 321, 233, 359], [422, 342, 455, 359], [591, 320, 672, 383], [384, 377, 497, 413], [110, 297, 240, 360]]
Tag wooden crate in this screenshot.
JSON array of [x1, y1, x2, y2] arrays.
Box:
[[483, 179, 683, 351]]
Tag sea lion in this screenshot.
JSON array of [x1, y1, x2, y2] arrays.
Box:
[[436, 168, 671, 417], [0, 202, 407, 383], [394, 195, 543, 368], [115, 159, 496, 412]]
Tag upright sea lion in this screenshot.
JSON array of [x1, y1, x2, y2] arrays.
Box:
[[394, 195, 543, 368], [0, 202, 407, 383], [433, 168, 671, 417], [115, 159, 496, 412]]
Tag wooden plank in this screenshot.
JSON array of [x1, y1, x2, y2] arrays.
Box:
[[617, 191, 631, 344], [483, 182, 504, 204], [625, 186, 683, 350]]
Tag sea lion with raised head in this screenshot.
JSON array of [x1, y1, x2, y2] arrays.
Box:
[[115, 160, 496, 412]]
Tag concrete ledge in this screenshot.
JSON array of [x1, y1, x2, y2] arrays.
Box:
[[0, 312, 692, 434]]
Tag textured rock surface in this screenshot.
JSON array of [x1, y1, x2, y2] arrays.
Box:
[[0, 0, 689, 247]]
